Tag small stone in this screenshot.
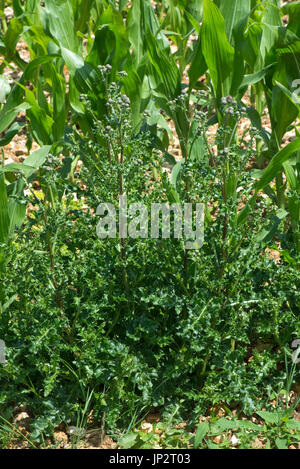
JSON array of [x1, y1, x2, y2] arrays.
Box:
[[54, 431, 69, 448], [15, 412, 30, 422], [141, 422, 153, 433], [252, 437, 267, 449]]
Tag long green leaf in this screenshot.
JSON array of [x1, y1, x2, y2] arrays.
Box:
[[51, 63, 67, 141], [61, 47, 99, 94], [25, 145, 52, 174], [145, 28, 181, 99], [237, 138, 300, 226], [256, 137, 300, 190], [0, 55, 59, 136], [220, 0, 250, 46], [194, 421, 209, 447], [0, 174, 10, 244], [188, 28, 207, 89], [240, 63, 276, 89], [0, 145, 52, 178], [44, 0, 78, 52], [0, 121, 24, 147], [201, 0, 234, 99], [275, 80, 300, 113], [127, 0, 144, 67], [9, 199, 26, 235]]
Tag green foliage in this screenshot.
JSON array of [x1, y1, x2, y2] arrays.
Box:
[[0, 84, 299, 441], [116, 410, 300, 449], [0, 0, 299, 448]]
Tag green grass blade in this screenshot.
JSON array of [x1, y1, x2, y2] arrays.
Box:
[[0, 174, 10, 244]]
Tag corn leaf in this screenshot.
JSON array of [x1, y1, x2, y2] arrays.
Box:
[[201, 0, 234, 99], [44, 0, 78, 52]]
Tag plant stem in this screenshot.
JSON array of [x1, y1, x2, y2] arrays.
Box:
[[118, 124, 129, 292]]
